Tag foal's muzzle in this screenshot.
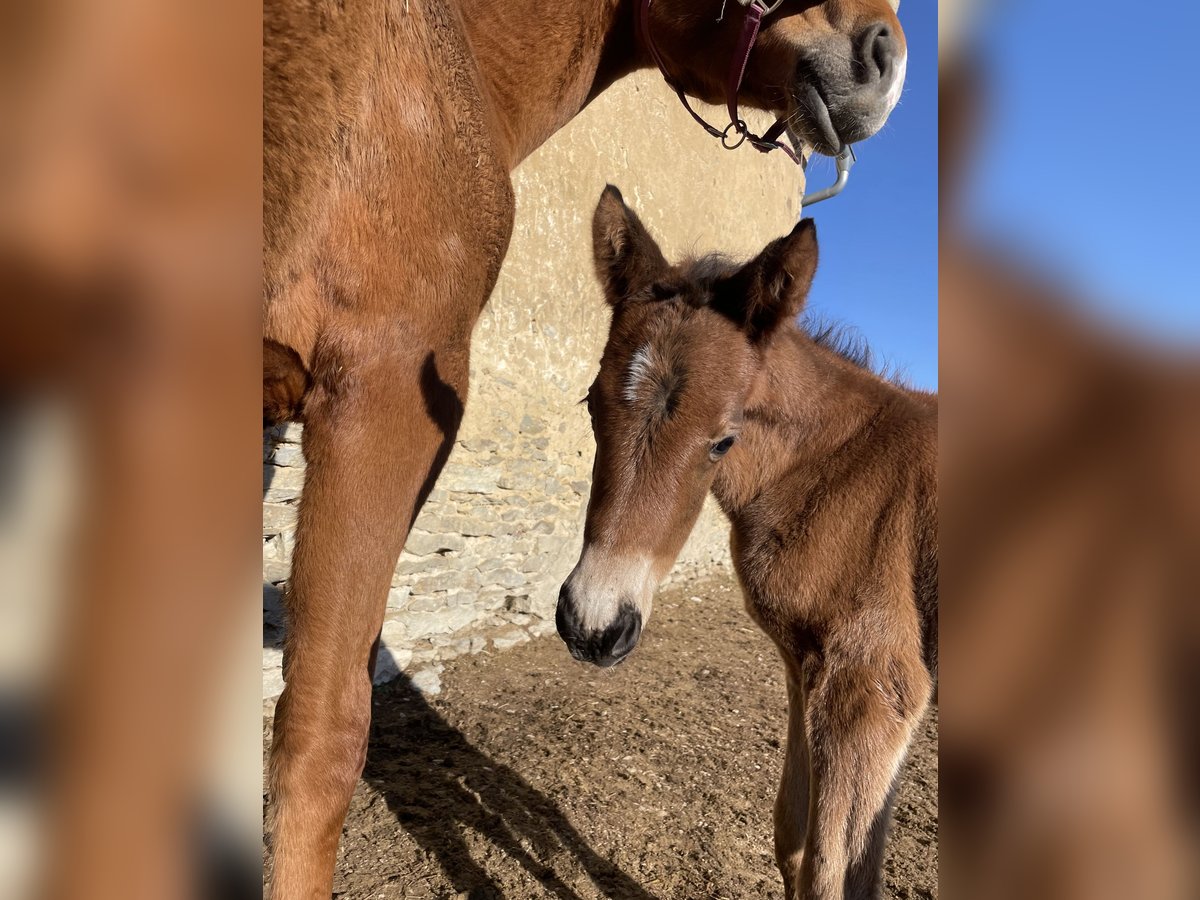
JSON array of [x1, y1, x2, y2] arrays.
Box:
[[555, 586, 643, 668]]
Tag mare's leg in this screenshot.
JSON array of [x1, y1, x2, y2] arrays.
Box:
[[267, 320, 468, 900], [801, 651, 931, 900], [775, 659, 811, 897]]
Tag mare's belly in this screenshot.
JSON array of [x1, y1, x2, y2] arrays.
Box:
[[264, 0, 514, 356]]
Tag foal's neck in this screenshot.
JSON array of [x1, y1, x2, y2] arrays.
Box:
[[713, 327, 917, 518], [458, 0, 642, 167]]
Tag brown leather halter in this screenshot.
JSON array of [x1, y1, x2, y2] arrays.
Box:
[[638, 0, 801, 164]]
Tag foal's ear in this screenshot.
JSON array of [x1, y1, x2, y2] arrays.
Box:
[[727, 219, 818, 342], [592, 185, 669, 304]]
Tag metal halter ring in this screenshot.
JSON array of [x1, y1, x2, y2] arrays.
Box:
[[738, 0, 899, 16], [721, 120, 749, 150], [739, 0, 899, 10], [739, 0, 787, 14]]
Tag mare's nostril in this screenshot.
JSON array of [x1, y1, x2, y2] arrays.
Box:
[[858, 22, 897, 84]]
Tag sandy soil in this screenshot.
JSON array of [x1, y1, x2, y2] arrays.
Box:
[[268, 573, 937, 899]]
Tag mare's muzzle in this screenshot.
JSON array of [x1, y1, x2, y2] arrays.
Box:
[[555, 586, 643, 668]]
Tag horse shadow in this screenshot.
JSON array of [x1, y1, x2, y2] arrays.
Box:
[[362, 669, 655, 900]]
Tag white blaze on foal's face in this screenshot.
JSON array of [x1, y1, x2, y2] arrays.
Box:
[[623, 343, 658, 404]]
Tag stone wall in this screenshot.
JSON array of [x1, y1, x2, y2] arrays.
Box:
[[263, 71, 803, 698]]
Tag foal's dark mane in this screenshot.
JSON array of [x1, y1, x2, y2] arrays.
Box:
[[802, 317, 875, 372], [680, 253, 740, 285], [680, 253, 876, 374]]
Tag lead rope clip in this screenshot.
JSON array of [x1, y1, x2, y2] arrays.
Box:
[[800, 144, 857, 211]]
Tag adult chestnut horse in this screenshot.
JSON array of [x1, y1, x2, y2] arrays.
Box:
[[559, 187, 936, 898], [264, 0, 905, 895]]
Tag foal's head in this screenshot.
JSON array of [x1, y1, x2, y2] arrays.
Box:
[[556, 186, 818, 666], [645, 0, 907, 155]]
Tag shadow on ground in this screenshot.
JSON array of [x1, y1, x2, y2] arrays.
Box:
[[297, 576, 936, 899], [359, 674, 654, 900]]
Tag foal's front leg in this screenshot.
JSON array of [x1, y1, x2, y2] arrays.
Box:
[[800, 652, 931, 900], [267, 325, 468, 899], [775, 658, 811, 896]]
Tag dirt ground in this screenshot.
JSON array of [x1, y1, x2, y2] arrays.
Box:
[[267, 573, 937, 899]]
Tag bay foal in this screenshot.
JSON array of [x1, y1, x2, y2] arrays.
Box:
[[557, 187, 936, 899], [265, 1, 908, 895]]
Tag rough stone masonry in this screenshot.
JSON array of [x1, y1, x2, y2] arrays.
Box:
[[263, 71, 804, 700]]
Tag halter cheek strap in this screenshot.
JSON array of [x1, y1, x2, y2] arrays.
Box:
[[639, 0, 800, 164]]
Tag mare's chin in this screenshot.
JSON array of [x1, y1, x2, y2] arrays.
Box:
[[784, 88, 843, 158]]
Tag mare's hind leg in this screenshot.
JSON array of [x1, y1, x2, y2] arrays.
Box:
[[267, 322, 468, 900], [801, 650, 931, 900], [775, 657, 812, 896]]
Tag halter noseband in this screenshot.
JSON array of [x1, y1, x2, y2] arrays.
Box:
[[639, 0, 864, 208], [638, 0, 801, 164]]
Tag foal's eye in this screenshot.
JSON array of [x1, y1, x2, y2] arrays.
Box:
[[710, 435, 736, 459]]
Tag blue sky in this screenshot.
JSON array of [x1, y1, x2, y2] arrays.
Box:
[[763, 0, 1200, 391], [797, 0, 938, 390], [967, 0, 1200, 345]]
